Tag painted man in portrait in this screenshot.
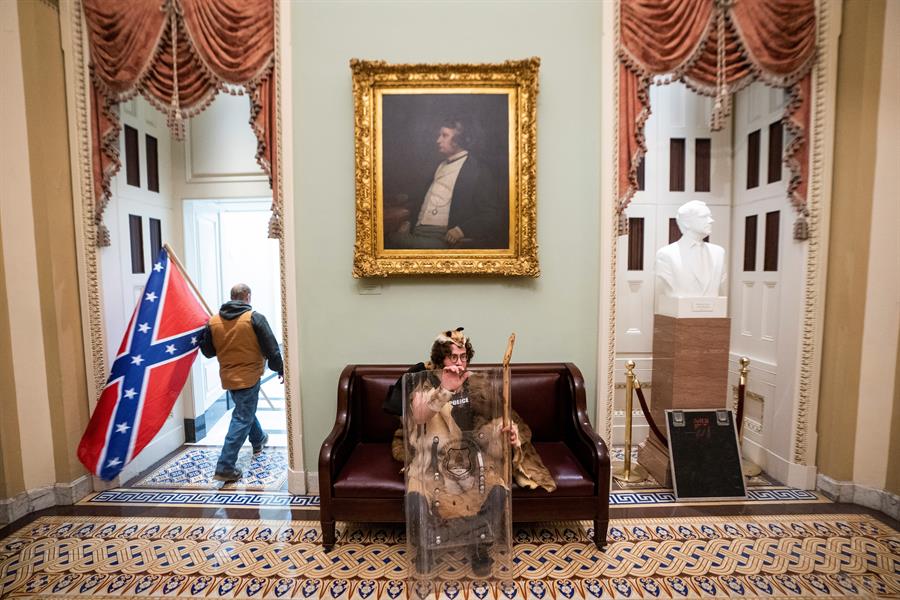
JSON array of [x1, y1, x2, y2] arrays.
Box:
[[386, 117, 506, 250]]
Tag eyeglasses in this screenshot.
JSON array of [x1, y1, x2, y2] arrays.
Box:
[[447, 354, 468, 363]]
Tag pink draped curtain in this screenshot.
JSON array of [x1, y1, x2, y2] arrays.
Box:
[[82, 0, 278, 246], [618, 0, 816, 240]]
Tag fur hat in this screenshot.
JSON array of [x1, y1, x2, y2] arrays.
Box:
[[435, 327, 467, 348]]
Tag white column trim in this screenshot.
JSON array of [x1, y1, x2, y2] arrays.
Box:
[[595, 0, 617, 442], [277, 0, 307, 496]]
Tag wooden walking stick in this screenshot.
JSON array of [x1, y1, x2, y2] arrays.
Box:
[[502, 333, 516, 485], [502, 333, 516, 430]]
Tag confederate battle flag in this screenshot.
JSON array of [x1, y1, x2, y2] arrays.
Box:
[[78, 247, 209, 480]]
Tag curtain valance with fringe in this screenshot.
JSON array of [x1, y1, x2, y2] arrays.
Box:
[[618, 0, 816, 239], [83, 0, 278, 245]]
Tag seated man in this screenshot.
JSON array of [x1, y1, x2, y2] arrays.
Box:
[[384, 328, 555, 576]]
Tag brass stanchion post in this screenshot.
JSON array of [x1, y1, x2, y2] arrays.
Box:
[[613, 360, 649, 483], [738, 357, 762, 477]]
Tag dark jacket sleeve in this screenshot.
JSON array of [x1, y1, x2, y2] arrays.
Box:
[[198, 324, 216, 358], [383, 362, 427, 416], [251, 312, 284, 375]]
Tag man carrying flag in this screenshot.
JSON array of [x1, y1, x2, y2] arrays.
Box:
[[199, 283, 283, 482], [78, 247, 210, 481]]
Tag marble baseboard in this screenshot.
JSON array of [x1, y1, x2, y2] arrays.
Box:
[[816, 473, 900, 520], [0, 475, 91, 526], [55, 475, 93, 505], [305, 471, 319, 495]]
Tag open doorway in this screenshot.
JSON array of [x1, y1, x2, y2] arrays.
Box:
[[183, 199, 285, 453]]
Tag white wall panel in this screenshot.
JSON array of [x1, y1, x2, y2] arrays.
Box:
[[739, 282, 755, 338], [185, 93, 267, 183], [761, 282, 778, 343]]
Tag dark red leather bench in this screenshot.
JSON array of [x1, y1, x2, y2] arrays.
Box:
[[318, 363, 610, 550]]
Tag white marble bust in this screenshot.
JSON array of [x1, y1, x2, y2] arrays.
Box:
[[655, 201, 727, 309]]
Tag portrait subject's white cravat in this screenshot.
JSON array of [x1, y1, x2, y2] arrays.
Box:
[[418, 152, 468, 227]]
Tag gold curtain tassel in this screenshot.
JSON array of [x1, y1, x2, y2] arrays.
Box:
[[710, 0, 733, 131], [166, 0, 185, 141]]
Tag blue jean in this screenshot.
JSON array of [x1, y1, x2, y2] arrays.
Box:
[[215, 380, 265, 473]]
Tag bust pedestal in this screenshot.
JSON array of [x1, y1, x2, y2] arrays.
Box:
[[657, 295, 727, 318], [637, 309, 731, 487]]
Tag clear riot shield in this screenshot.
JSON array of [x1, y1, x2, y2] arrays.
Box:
[[402, 367, 512, 584]]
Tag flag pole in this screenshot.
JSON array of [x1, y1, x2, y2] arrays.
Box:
[[163, 243, 213, 316]]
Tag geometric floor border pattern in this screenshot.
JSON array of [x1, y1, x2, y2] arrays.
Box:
[[81, 488, 319, 508], [131, 446, 288, 491], [2, 514, 897, 598], [80, 487, 823, 509], [608, 487, 823, 505]]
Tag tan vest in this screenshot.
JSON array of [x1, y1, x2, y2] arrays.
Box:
[[208, 311, 264, 390]]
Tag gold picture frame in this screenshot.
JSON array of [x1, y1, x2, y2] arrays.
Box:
[[351, 58, 540, 277]]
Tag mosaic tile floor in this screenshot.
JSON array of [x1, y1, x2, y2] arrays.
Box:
[[1, 514, 896, 598], [131, 446, 288, 491]]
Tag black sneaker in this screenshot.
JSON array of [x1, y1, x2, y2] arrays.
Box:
[[471, 546, 492, 577], [213, 468, 243, 482], [252, 433, 269, 456]]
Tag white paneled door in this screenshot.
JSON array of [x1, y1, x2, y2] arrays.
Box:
[[99, 96, 184, 484]]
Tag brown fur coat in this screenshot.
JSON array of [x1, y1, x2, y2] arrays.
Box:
[[391, 373, 556, 494]]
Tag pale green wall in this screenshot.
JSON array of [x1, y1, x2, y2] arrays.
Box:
[[293, 1, 603, 470]]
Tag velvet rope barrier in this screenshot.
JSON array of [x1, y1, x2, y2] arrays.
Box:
[[734, 357, 761, 477], [82, 0, 278, 246], [633, 375, 667, 447]]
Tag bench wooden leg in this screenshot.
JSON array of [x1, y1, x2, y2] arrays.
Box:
[[593, 518, 608, 550], [322, 518, 336, 551]]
